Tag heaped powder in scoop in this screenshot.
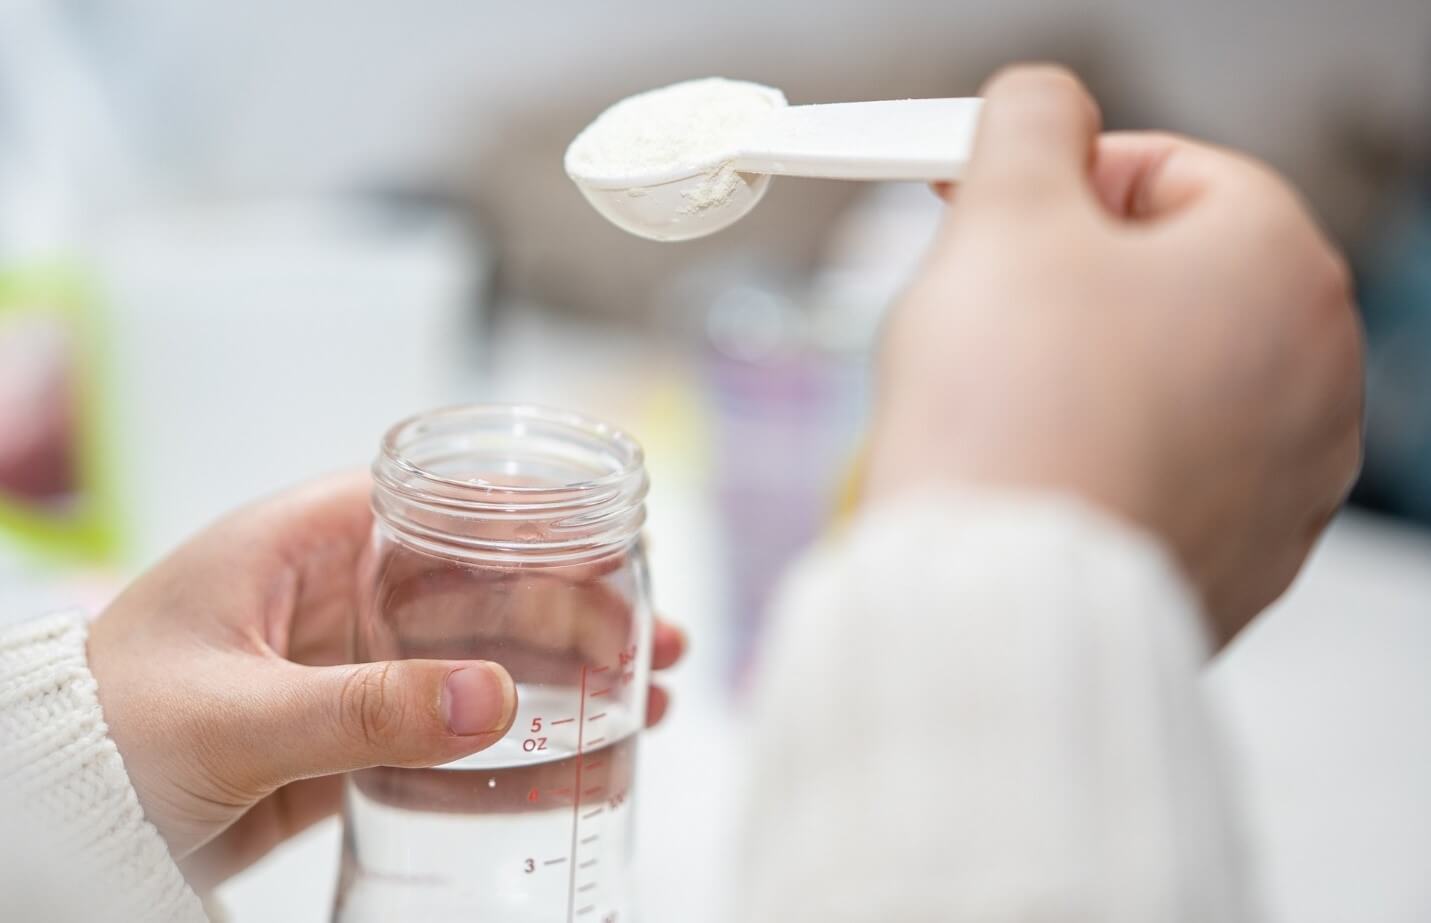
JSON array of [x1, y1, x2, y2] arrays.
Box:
[[565, 78, 785, 209]]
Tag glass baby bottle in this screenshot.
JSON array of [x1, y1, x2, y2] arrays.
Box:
[[334, 404, 653, 923]]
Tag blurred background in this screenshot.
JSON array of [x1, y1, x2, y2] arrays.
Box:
[[1, 1, 1428, 920]]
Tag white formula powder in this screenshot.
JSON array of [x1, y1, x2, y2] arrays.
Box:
[[565, 78, 786, 213]]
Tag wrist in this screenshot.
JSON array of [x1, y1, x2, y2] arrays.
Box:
[[865, 408, 1158, 519], [864, 408, 1186, 568]]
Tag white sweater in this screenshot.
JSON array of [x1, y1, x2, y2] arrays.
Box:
[[0, 610, 208, 922], [739, 493, 1249, 921], [0, 492, 1248, 921]]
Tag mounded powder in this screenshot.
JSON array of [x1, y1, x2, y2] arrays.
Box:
[[565, 78, 785, 212]]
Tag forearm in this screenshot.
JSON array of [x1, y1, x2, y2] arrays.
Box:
[[740, 490, 1253, 922]]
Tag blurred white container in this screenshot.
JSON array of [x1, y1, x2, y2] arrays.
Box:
[[91, 196, 488, 566]]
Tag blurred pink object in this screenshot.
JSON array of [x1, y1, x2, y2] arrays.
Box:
[[0, 313, 78, 504]]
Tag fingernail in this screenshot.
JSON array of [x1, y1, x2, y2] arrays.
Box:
[[443, 664, 514, 736]]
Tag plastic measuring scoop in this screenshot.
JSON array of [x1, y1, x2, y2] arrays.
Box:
[[567, 96, 983, 241]]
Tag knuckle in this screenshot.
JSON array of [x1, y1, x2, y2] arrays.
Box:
[[1248, 188, 1305, 242], [340, 662, 407, 750], [1224, 158, 1305, 228]]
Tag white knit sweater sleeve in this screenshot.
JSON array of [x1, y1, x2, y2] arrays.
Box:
[[0, 610, 208, 923], [740, 491, 1252, 922]]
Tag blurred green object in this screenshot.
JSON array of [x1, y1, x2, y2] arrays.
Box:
[[0, 265, 119, 563], [1354, 173, 1431, 526]]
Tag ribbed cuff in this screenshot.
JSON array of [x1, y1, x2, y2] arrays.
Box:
[[0, 610, 207, 922]]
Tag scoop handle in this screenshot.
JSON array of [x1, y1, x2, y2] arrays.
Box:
[[734, 97, 982, 182]]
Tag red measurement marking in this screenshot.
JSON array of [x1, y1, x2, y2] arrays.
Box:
[[583, 759, 604, 771], [550, 718, 576, 726], [589, 687, 613, 698], [590, 665, 610, 674], [583, 786, 604, 796], [565, 664, 588, 923], [550, 787, 572, 796], [587, 737, 607, 747], [586, 712, 607, 722], [582, 807, 604, 820]]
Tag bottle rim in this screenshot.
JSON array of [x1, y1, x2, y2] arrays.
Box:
[[371, 403, 647, 563]]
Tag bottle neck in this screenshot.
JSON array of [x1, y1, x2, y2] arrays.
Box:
[[371, 405, 647, 566]]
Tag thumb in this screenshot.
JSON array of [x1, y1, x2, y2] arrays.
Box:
[[960, 64, 1101, 211], [257, 659, 517, 783]]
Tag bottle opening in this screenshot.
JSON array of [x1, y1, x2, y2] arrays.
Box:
[[372, 404, 648, 563]]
